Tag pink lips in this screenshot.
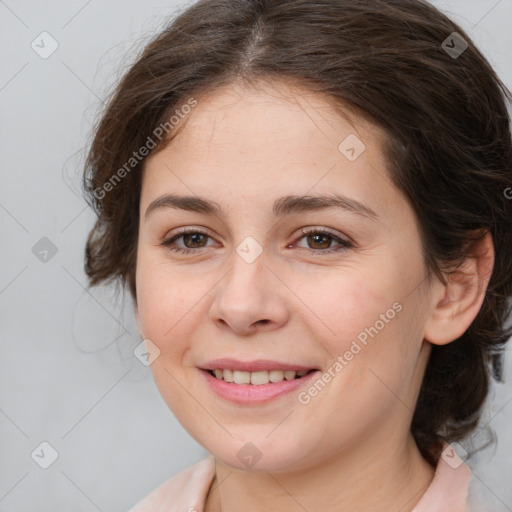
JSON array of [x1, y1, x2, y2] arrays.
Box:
[[198, 358, 319, 405], [199, 358, 316, 373]]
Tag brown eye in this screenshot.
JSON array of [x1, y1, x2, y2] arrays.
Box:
[[295, 228, 353, 254], [182, 232, 208, 248], [162, 227, 353, 256], [162, 229, 215, 254], [306, 233, 333, 250]]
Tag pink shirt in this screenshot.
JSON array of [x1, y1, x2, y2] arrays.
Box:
[[129, 445, 472, 512]]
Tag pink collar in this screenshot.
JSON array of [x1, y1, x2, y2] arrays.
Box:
[[129, 444, 471, 511], [412, 443, 471, 512]]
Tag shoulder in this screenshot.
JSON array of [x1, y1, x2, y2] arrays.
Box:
[[127, 455, 216, 512]]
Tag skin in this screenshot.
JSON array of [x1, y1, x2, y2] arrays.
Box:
[[134, 78, 494, 512]]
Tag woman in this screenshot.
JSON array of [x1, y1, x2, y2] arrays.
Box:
[[83, 0, 512, 510]]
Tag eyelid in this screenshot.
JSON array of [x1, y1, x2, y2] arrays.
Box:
[[161, 226, 218, 249], [292, 226, 353, 253], [294, 226, 352, 244]]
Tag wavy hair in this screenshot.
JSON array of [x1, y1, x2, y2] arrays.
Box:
[[83, 0, 512, 466]]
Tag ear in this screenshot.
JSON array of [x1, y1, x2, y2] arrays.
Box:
[[423, 231, 494, 346]]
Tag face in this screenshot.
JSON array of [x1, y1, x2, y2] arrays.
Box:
[[135, 79, 435, 472]]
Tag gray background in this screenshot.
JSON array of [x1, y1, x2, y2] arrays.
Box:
[[1, 0, 511, 510]]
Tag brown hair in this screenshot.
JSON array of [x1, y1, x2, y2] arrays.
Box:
[[83, 0, 512, 466]]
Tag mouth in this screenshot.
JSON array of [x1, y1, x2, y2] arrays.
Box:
[[198, 359, 321, 404], [204, 368, 316, 385]]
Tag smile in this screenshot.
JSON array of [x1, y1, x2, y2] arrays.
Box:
[[207, 368, 313, 385], [200, 369, 320, 406]]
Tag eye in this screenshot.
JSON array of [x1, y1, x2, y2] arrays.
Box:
[[161, 228, 216, 254], [293, 227, 353, 254], [161, 227, 353, 255]]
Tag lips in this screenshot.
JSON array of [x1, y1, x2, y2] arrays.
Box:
[[199, 358, 317, 373], [200, 364, 320, 404]]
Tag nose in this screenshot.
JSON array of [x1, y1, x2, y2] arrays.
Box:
[[208, 246, 290, 336]]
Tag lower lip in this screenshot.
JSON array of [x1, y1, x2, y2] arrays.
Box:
[[200, 369, 320, 404]]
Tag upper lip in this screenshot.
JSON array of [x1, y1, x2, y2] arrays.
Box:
[[199, 358, 318, 372]]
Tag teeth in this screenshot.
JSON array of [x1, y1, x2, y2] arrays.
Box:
[[269, 370, 285, 382], [211, 369, 310, 385], [233, 370, 251, 384], [251, 371, 270, 385]]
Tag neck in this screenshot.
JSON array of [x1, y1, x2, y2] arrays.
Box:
[[204, 433, 435, 512]]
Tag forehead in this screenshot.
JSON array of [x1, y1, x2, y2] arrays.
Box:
[[141, 79, 404, 224], [161, 79, 382, 157]]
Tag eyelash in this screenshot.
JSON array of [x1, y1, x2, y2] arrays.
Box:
[[161, 227, 353, 255]]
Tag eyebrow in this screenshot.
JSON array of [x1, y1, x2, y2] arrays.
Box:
[[144, 193, 378, 221]]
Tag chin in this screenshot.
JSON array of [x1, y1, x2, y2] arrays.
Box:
[[205, 433, 315, 474]]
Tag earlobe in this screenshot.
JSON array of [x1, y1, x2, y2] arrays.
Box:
[[423, 231, 494, 346]]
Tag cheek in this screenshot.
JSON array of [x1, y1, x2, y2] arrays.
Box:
[[298, 260, 426, 393], [135, 250, 194, 352], [135, 260, 206, 422], [296, 269, 396, 354]]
